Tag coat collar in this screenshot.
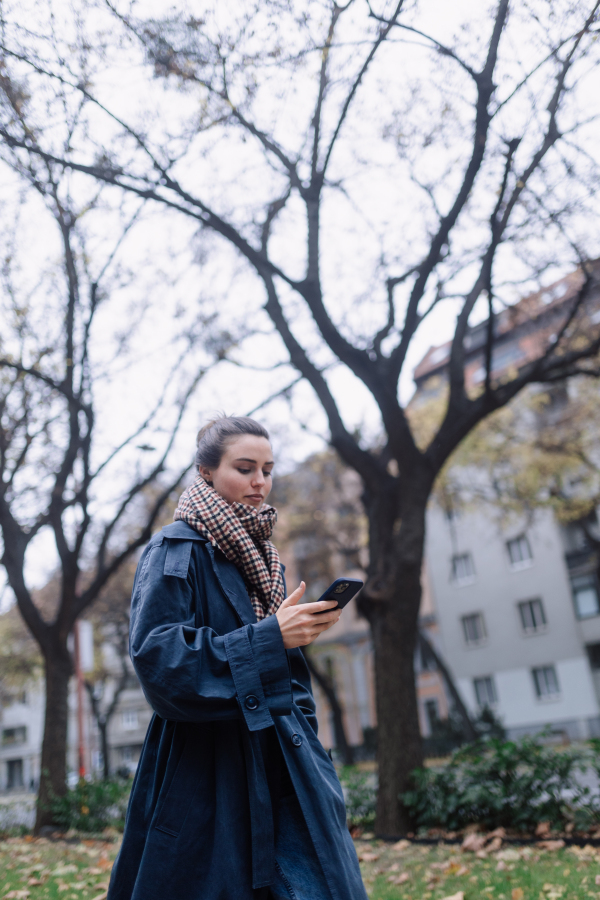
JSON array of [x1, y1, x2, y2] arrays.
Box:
[[204, 542, 258, 626]]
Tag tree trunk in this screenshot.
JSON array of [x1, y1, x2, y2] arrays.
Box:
[[362, 477, 430, 837], [99, 719, 110, 780], [371, 584, 422, 836], [301, 649, 355, 765], [35, 647, 73, 831]]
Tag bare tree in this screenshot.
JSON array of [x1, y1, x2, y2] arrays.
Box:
[[84, 558, 138, 781], [0, 156, 218, 827], [2, 0, 600, 832]]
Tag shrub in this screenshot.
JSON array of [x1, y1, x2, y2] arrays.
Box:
[[339, 765, 377, 828], [50, 778, 131, 833], [403, 736, 598, 832]]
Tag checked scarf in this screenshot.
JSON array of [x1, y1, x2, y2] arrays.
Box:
[[174, 475, 286, 621]]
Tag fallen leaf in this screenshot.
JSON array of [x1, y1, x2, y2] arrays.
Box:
[[392, 839, 411, 851], [26, 880, 43, 887], [487, 836, 503, 852], [535, 821, 551, 837], [512, 889, 524, 900], [440, 892, 464, 900], [497, 849, 520, 862], [537, 840, 565, 851], [53, 866, 78, 877], [90, 894, 107, 900], [462, 833, 487, 852], [359, 853, 380, 862], [4, 892, 31, 899], [388, 873, 410, 885]]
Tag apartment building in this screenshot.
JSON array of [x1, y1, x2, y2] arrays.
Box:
[[425, 503, 600, 739], [0, 664, 150, 791]]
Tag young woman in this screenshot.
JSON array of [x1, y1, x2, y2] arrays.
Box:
[[107, 416, 368, 900]]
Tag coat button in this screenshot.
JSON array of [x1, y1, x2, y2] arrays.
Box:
[[245, 695, 259, 710], [291, 733, 303, 747]]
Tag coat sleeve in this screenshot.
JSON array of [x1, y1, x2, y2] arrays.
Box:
[[129, 539, 292, 730], [288, 648, 319, 737]]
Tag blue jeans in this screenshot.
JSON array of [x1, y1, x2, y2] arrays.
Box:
[[268, 793, 332, 900]]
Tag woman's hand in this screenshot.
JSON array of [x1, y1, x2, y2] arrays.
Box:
[[275, 582, 341, 649]]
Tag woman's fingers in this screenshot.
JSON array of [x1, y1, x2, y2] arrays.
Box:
[[279, 581, 306, 609]]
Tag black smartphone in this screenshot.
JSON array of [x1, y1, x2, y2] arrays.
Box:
[[313, 577, 364, 610]]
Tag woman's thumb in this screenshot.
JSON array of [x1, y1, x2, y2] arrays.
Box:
[[281, 581, 305, 607]]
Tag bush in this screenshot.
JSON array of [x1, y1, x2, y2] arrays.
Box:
[[403, 736, 599, 833], [50, 778, 131, 833], [339, 766, 377, 829]]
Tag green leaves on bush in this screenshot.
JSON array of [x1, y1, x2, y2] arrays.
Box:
[[50, 778, 131, 833], [339, 765, 377, 828], [403, 736, 599, 832]]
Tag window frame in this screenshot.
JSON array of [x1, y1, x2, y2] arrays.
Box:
[[451, 552, 476, 586], [571, 575, 600, 620], [121, 709, 139, 731], [461, 612, 487, 647], [518, 597, 547, 634], [532, 665, 560, 700], [506, 534, 533, 570], [474, 675, 497, 708]]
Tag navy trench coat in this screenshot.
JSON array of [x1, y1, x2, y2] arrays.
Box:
[[107, 520, 366, 900]]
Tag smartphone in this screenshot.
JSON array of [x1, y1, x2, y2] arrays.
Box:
[[313, 577, 364, 610]]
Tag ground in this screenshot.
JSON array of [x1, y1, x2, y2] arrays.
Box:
[[0, 835, 598, 899], [0, 837, 116, 899], [356, 838, 600, 900]]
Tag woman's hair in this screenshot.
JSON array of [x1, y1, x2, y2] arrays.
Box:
[[195, 415, 270, 470]]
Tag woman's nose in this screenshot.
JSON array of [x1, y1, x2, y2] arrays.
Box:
[[252, 471, 265, 487]]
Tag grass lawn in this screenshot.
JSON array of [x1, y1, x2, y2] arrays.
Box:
[[0, 837, 117, 899], [356, 837, 600, 900], [1, 834, 599, 900]]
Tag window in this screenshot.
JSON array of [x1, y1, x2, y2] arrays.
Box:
[[572, 575, 600, 619], [6, 759, 23, 790], [518, 598, 547, 633], [587, 643, 600, 670], [462, 613, 487, 646], [451, 553, 475, 585], [121, 710, 138, 731], [507, 534, 533, 569], [2, 727, 26, 747], [474, 676, 497, 708], [532, 665, 560, 699], [424, 699, 440, 734]]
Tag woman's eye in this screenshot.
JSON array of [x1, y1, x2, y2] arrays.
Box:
[[238, 468, 251, 475], [263, 471, 272, 478]]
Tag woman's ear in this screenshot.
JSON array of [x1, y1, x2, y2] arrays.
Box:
[[198, 465, 213, 485]]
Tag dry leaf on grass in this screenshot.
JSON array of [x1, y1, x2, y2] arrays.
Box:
[[536, 840, 565, 851], [596, 874, 600, 886], [391, 839, 411, 851], [90, 893, 108, 900], [387, 872, 410, 885], [358, 853, 379, 862], [512, 889, 524, 900], [4, 892, 31, 899], [461, 833, 486, 852], [440, 892, 464, 900]]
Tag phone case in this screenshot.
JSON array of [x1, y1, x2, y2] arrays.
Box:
[[315, 577, 364, 609]]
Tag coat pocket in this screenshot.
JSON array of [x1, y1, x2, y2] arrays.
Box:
[[153, 726, 203, 837]]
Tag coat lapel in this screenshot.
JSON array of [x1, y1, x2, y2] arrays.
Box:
[[204, 542, 257, 626]]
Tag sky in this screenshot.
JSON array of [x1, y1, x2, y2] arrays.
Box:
[[1, 0, 599, 598]]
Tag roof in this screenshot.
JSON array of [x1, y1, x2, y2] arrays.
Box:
[[413, 262, 600, 388]]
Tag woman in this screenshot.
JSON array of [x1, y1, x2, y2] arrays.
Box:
[[108, 415, 368, 900]]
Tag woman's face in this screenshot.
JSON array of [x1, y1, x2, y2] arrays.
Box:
[[199, 435, 274, 509]]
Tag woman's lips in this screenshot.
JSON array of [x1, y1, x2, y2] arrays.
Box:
[[246, 495, 263, 502]]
